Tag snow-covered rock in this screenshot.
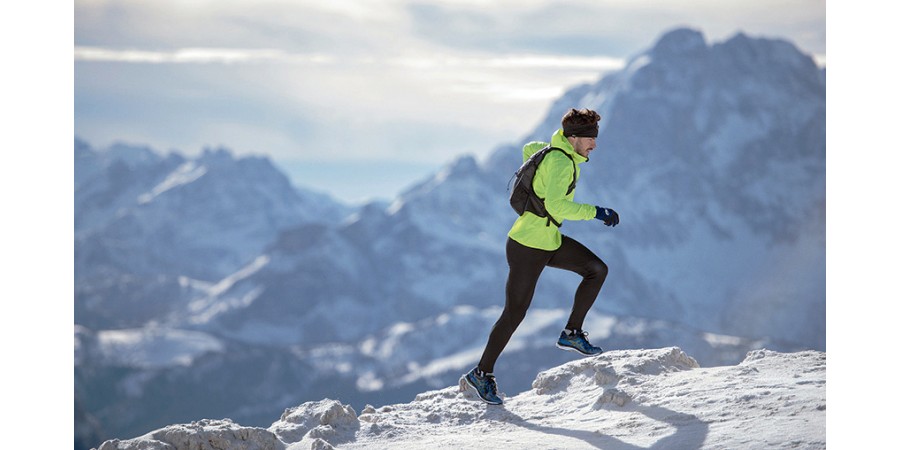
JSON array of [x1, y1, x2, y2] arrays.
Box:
[[268, 400, 360, 448], [94, 347, 826, 450], [96, 419, 284, 450]]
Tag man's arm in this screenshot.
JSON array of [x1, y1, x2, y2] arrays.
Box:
[[540, 153, 596, 222]]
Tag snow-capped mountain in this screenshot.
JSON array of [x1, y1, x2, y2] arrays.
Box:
[[74, 141, 353, 448], [75, 139, 351, 329], [185, 27, 824, 350], [75, 27, 825, 449], [518, 28, 826, 347], [92, 347, 827, 450]]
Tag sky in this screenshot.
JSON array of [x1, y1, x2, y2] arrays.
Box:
[[74, 0, 826, 204]]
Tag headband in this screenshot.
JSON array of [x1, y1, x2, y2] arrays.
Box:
[[562, 122, 599, 138]]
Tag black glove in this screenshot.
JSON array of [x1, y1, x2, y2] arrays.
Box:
[[595, 206, 619, 227]]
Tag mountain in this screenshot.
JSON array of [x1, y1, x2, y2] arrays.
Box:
[[92, 347, 827, 450], [191, 27, 824, 349], [75, 27, 825, 449], [513, 28, 826, 346], [74, 139, 352, 329], [74, 140, 354, 448]]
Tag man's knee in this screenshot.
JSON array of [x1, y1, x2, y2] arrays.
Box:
[[586, 259, 609, 280], [496, 304, 529, 332]]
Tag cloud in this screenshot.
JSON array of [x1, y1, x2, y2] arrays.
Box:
[[74, 0, 824, 201], [75, 0, 412, 56], [76, 1, 825, 58], [74, 45, 624, 123], [74, 46, 335, 64], [388, 54, 624, 71], [74, 46, 622, 71], [403, 0, 826, 58]]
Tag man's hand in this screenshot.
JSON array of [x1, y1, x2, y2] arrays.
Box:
[[595, 206, 619, 227]]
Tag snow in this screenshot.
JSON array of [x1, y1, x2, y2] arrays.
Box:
[[97, 327, 224, 369], [137, 161, 208, 204], [94, 347, 825, 449], [186, 255, 271, 324]]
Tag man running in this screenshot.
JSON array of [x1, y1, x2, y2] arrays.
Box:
[[463, 108, 619, 405]]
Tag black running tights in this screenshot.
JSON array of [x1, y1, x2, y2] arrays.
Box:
[[477, 236, 608, 374]]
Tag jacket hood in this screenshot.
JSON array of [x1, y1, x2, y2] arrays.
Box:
[[522, 129, 588, 163]]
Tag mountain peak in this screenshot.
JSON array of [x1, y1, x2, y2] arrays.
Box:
[[650, 27, 707, 59], [94, 347, 825, 450], [199, 146, 237, 164], [715, 30, 819, 72]]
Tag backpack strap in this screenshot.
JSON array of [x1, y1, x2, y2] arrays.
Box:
[[538, 148, 577, 227]]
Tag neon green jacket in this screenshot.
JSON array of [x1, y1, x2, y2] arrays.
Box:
[[508, 129, 597, 250]]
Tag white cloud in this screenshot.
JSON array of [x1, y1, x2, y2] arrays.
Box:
[[74, 0, 824, 201], [74, 44, 624, 120], [74, 45, 624, 71], [74, 46, 335, 64], [813, 54, 826, 67], [386, 54, 624, 71]]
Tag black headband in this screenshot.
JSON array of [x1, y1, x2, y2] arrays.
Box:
[[563, 122, 599, 138]]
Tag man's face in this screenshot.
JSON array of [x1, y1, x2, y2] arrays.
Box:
[[572, 137, 596, 159]]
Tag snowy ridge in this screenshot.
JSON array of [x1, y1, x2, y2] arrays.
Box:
[[94, 347, 826, 449], [137, 161, 208, 204], [97, 327, 224, 369]]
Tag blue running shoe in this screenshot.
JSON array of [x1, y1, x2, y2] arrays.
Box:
[[463, 367, 503, 405], [557, 329, 603, 356]]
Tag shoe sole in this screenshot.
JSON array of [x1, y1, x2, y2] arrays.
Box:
[[463, 375, 503, 405], [556, 342, 603, 357]]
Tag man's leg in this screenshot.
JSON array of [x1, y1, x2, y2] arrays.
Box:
[[547, 235, 608, 331], [477, 238, 553, 373]]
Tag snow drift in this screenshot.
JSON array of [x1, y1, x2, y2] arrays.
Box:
[[94, 347, 825, 449]]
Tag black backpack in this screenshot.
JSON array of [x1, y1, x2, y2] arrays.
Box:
[[508, 146, 576, 227]]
